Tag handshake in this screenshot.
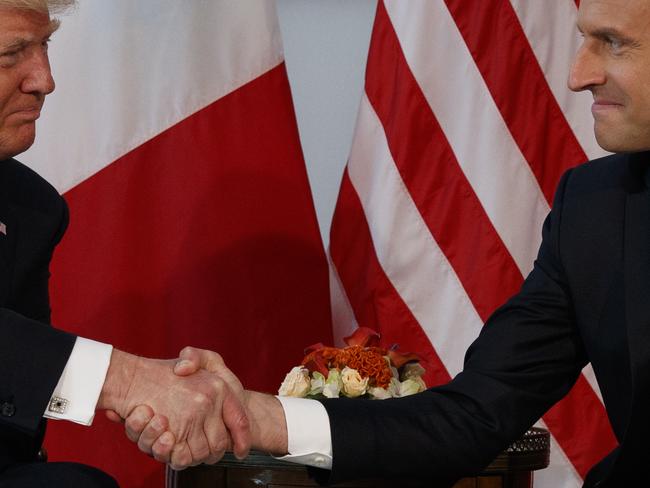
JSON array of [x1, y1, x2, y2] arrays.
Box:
[[97, 347, 287, 470]]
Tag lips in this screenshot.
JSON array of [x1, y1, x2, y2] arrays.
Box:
[[593, 99, 622, 106], [9, 106, 42, 121], [591, 98, 623, 116]]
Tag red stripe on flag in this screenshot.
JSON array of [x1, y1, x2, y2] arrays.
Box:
[[330, 170, 452, 388], [47, 63, 332, 487], [444, 0, 588, 203], [544, 375, 618, 478], [367, 2, 522, 322]]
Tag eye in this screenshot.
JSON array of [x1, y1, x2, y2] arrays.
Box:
[[0, 50, 19, 67], [607, 37, 623, 50]]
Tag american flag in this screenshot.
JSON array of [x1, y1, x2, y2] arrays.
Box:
[[328, 1, 614, 487]]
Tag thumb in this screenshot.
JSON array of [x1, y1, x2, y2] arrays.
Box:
[[174, 347, 225, 376], [172, 346, 204, 376]]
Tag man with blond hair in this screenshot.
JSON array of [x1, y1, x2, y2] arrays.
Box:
[[0, 2, 250, 485]]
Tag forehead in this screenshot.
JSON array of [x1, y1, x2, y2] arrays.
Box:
[[578, 0, 650, 31], [0, 7, 55, 46]]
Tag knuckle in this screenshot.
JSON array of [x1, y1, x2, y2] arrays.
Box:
[[137, 438, 152, 454], [191, 392, 211, 408], [180, 346, 195, 357], [172, 448, 191, 469], [125, 425, 140, 443], [213, 437, 228, 455], [152, 445, 170, 462], [235, 410, 250, 430], [151, 414, 167, 433], [125, 415, 145, 432]]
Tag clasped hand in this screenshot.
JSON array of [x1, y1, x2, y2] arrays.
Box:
[[102, 347, 249, 470]]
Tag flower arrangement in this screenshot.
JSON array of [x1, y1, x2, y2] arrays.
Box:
[[278, 327, 427, 399]]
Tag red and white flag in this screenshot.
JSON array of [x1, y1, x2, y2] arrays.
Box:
[[22, 1, 331, 486], [329, 1, 615, 487]]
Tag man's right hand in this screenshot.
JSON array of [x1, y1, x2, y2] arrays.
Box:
[[125, 347, 289, 465], [97, 349, 251, 470]]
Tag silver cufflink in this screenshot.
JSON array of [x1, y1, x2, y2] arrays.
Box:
[[48, 396, 69, 414]]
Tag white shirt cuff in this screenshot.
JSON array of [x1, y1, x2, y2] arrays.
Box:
[[274, 396, 333, 469], [43, 337, 113, 425]]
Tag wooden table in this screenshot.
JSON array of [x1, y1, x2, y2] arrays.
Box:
[[167, 428, 550, 488]]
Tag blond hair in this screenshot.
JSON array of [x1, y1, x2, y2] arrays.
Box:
[[0, 0, 75, 14]]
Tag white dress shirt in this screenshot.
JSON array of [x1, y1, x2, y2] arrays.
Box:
[[275, 396, 333, 469], [43, 337, 112, 425], [44, 340, 334, 469]]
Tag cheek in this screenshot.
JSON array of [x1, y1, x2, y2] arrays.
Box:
[[617, 69, 650, 114]]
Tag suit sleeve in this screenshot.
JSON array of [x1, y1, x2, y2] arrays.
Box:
[[0, 195, 76, 435], [321, 168, 587, 484]]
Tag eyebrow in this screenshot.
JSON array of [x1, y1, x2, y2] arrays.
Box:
[[0, 19, 59, 52], [589, 27, 640, 47]]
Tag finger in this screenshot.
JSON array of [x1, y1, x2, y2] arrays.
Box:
[[169, 442, 193, 471], [176, 347, 224, 375], [173, 346, 204, 376], [186, 423, 212, 466], [173, 359, 198, 376], [151, 431, 176, 463], [198, 375, 232, 462], [136, 414, 170, 455], [124, 405, 154, 443], [222, 392, 251, 459], [104, 409, 123, 424], [203, 408, 230, 464], [205, 365, 249, 458]]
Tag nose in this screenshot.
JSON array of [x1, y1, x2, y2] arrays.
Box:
[[20, 48, 55, 96], [568, 41, 605, 92]]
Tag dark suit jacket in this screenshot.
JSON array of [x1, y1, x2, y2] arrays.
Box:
[[0, 159, 76, 470], [322, 152, 650, 487]]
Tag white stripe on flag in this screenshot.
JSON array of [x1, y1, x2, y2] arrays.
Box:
[[348, 94, 483, 376], [328, 253, 359, 347], [384, 0, 550, 277]]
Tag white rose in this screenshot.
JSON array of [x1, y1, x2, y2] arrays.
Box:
[[400, 362, 426, 381], [399, 377, 427, 397], [368, 386, 393, 399], [309, 371, 326, 396], [323, 369, 342, 398], [387, 377, 401, 397], [341, 367, 369, 398], [278, 366, 311, 397]]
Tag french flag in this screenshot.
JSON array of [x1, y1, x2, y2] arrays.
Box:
[[22, 2, 332, 486]]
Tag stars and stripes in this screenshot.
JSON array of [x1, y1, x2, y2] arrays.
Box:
[[329, 2, 613, 487]]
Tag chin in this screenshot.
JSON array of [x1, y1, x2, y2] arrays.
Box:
[[0, 129, 36, 159], [595, 128, 635, 153]]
